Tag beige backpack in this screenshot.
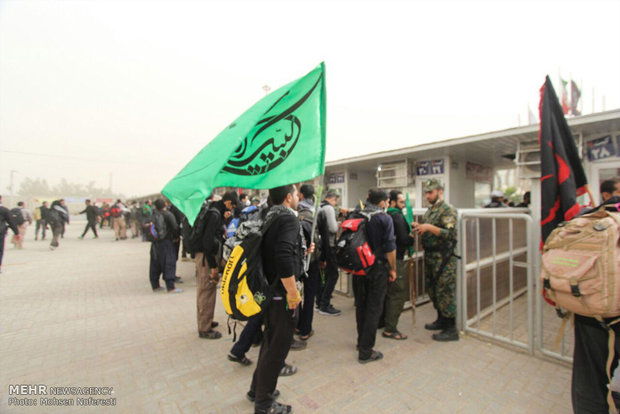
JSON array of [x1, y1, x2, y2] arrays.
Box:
[[541, 208, 620, 413], [541, 208, 620, 318]]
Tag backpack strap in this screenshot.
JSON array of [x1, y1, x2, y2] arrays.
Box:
[[594, 315, 620, 413]]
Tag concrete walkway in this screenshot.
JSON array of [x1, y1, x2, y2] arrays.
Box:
[[0, 221, 572, 413]]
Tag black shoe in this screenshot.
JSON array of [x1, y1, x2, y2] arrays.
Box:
[[211, 321, 219, 328], [359, 350, 383, 364], [198, 329, 222, 339], [318, 305, 341, 316], [424, 319, 444, 331], [290, 338, 307, 351], [255, 401, 291, 414], [246, 389, 280, 402], [227, 352, 252, 366], [432, 327, 459, 342], [175, 276, 183, 283]]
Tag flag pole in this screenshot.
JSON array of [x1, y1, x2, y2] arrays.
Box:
[[305, 174, 325, 271]]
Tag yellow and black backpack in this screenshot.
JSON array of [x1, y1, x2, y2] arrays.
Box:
[[220, 220, 274, 321]]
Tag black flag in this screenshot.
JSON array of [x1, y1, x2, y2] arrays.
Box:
[[539, 76, 587, 243]]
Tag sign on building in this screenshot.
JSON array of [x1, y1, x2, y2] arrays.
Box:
[[328, 173, 345, 184], [416, 159, 444, 176], [465, 161, 493, 181], [586, 135, 616, 161]]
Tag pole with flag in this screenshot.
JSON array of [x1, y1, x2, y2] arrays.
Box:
[[405, 192, 416, 325], [539, 75, 588, 245], [163, 63, 327, 225]]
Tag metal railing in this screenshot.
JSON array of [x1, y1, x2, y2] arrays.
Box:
[[458, 211, 535, 354]]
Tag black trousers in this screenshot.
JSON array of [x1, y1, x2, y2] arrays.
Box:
[[149, 239, 176, 290], [250, 299, 296, 412], [352, 261, 389, 359], [81, 221, 98, 238], [35, 219, 46, 239], [230, 314, 263, 358], [572, 314, 620, 413], [318, 248, 339, 309], [0, 231, 6, 266], [298, 260, 320, 336]]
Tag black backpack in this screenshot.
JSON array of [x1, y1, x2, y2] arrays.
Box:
[[10, 208, 25, 226], [187, 203, 220, 254], [145, 211, 167, 242], [335, 211, 381, 275]]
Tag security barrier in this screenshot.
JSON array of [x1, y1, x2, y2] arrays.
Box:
[[458, 211, 535, 354]]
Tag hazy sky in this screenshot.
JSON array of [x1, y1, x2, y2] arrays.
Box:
[[1, 0, 619, 197]]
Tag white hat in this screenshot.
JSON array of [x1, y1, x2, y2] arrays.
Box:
[[491, 190, 504, 198]]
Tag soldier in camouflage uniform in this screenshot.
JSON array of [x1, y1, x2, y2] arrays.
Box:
[[412, 178, 458, 341]]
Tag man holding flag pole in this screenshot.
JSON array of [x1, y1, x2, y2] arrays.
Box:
[[163, 63, 326, 414]]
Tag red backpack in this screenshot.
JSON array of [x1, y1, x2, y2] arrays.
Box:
[[110, 206, 122, 218]]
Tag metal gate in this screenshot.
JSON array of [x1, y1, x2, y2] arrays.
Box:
[[458, 211, 535, 354], [457, 210, 574, 363]]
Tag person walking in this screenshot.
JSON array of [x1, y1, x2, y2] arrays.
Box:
[[0, 195, 20, 273], [78, 199, 99, 239], [34, 201, 48, 241], [110, 200, 128, 240], [46, 200, 68, 250], [10, 202, 32, 249]]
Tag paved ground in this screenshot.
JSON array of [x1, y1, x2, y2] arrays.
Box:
[[1, 221, 573, 413]]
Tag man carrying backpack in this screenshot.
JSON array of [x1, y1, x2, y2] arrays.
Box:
[[0, 195, 20, 273], [111, 199, 128, 241], [193, 191, 238, 339], [46, 200, 69, 250], [412, 178, 459, 342], [149, 199, 182, 293], [383, 190, 415, 340], [10, 201, 32, 249], [317, 188, 344, 316], [352, 188, 396, 364], [571, 178, 620, 413], [248, 184, 305, 414]]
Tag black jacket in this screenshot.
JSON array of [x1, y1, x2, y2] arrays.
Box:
[[0, 206, 18, 235], [262, 210, 303, 297], [80, 205, 98, 223], [388, 211, 414, 260], [196, 201, 226, 268], [160, 210, 179, 242]]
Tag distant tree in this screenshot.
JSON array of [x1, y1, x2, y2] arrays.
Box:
[[18, 178, 53, 196], [18, 177, 124, 199]]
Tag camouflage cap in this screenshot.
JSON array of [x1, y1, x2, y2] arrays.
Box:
[[423, 178, 443, 192]]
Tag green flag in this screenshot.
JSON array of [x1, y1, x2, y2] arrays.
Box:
[[163, 62, 326, 224], [405, 192, 415, 257], [405, 192, 414, 226]]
